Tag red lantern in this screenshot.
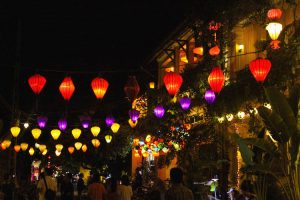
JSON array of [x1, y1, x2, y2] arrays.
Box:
[[28, 74, 46, 94], [209, 45, 220, 56], [91, 77, 109, 99], [163, 72, 183, 96], [267, 8, 282, 20], [59, 77, 75, 101], [249, 58, 272, 83], [208, 67, 225, 93], [124, 76, 140, 102]]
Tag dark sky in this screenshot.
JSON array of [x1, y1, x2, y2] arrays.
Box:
[[0, 1, 189, 128]]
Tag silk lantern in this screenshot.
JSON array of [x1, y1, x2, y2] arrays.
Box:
[[129, 109, 140, 123], [59, 77, 75, 101], [55, 144, 64, 151], [58, 118, 67, 131], [111, 123, 120, 133], [37, 116, 48, 129], [91, 77, 109, 99], [208, 67, 225, 93], [29, 147, 35, 156], [74, 142, 83, 150], [81, 144, 87, 152], [51, 129, 61, 140], [14, 145, 21, 153], [249, 58, 272, 83], [42, 149, 48, 156], [39, 145, 47, 152], [105, 116, 115, 127], [72, 128, 82, 139], [80, 116, 91, 129], [68, 146, 75, 154], [124, 76, 140, 102], [91, 139, 101, 148], [10, 126, 21, 137], [154, 105, 165, 118], [28, 74, 46, 94], [267, 8, 282, 20], [204, 90, 216, 104], [31, 128, 42, 140], [179, 97, 191, 110], [128, 119, 137, 128], [266, 22, 282, 40], [20, 143, 28, 151], [163, 72, 183, 96], [209, 45, 220, 56], [91, 126, 101, 137], [105, 135, 112, 143]]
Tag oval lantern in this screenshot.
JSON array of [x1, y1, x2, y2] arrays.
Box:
[[58, 118, 67, 131], [163, 72, 183, 96], [10, 126, 21, 138], [105, 135, 112, 143], [42, 149, 48, 156], [59, 77, 75, 101], [105, 116, 115, 127], [55, 150, 61, 157], [266, 22, 282, 40], [29, 147, 35, 156], [91, 126, 101, 137], [154, 104, 165, 118], [0, 143, 6, 150], [124, 76, 140, 102], [28, 74, 46, 94], [81, 144, 88, 152], [51, 129, 61, 140], [20, 143, 29, 151], [68, 146, 75, 154], [179, 97, 191, 110], [204, 89, 216, 104], [3, 140, 11, 148], [55, 144, 64, 152], [129, 109, 140, 123], [31, 128, 42, 140], [72, 128, 82, 139], [74, 142, 83, 150], [91, 139, 101, 148], [14, 145, 21, 153], [249, 58, 272, 83], [267, 8, 282, 20], [91, 77, 109, 100], [208, 67, 225, 93], [37, 116, 48, 129], [209, 45, 220, 56], [111, 123, 120, 133]]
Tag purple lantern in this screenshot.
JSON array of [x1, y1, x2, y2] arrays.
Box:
[[154, 105, 165, 118], [179, 97, 191, 110], [204, 89, 216, 104], [105, 115, 115, 127], [37, 116, 48, 128], [58, 118, 67, 131], [129, 109, 140, 123], [80, 116, 91, 129]]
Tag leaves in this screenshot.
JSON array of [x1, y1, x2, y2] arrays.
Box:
[[233, 133, 254, 165]]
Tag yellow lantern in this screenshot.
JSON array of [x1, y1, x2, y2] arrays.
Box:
[[1, 142, 6, 150], [14, 145, 21, 152], [29, 147, 35, 156], [111, 123, 120, 133], [193, 46, 204, 56], [10, 126, 21, 137], [68, 146, 75, 154], [3, 140, 11, 148], [142, 151, 149, 158], [39, 145, 47, 152], [51, 129, 61, 140], [134, 152, 140, 157], [105, 135, 112, 143], [55, 150, 61, 156], [152, 151, 159, 157], [74, 142, 82, 150], [91, 139, 101, 148], [133, 138, 139, 146], [20, 143, 28, 151], [128, 119, 137, 128], [81, 144, 88, 152], [31, 128, 42, 139], [145, 135, 152, 143], [42, 149, 48, 156], [149, 82, 155, 89], [72, 128, 81, 139], [55, 144, 64, 152], [266, 22, 282, 40], [91, 126, 101, 137]]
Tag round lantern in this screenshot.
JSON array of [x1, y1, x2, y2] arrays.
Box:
[[20, 143, 29, 151], [10, 126, 21, 137], [68, 146, 75, 154], [55, 150, 61, 157], [59, 77, 75, 101], [28, 74, 46, 94], [266, 22, 282, 40], [129, 109, 140, 123], [105, 135, 112, 143], [105, 116, 115, 127], [91, 77, 109, 100], [179, 97, 191, 110], [124, 76, 140, 102], [72, 128, 81, 139], [208, 66, 225, 93], [128, 119, 137, 128], [111, 123, 120, 133], [204, 89, 216, 104], [37, 116, 48, 129], [58, 118, 67, 131], [74, 142, 83, 150], [209, 45, 220, 56], [249, 58, 272, 83], [3, 140, 11, 148], [51, 129, 61, 140], [14, 145, 21, 153], [154, 105, 165, 118], [163, 72, 183, 96], [91, 139, 101, 148], [81, 144, 87, 152], [29, 147, 35, 156], [55, 144, 64, 152], [38, 145, 47, 152], [91, 126, 101, 137], [31, 128, 42, 140], [267, 8, 282, 20]]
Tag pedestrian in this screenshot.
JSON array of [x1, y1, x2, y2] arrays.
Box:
[[61, 173, 74, 200], [37, 168, 57, 200], [117, 175, 133, 200], [87, 173, 106, 200], [77, 173, 85, 199], [165, 168, 194, 200], [106, 177, 120, 200]]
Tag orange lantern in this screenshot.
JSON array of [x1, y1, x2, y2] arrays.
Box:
[[152, 151, 159, 157], [28, 74, 47, 94], [59, 77, 75, 101], [193, 46, 204, 56], [14, 145, 21, 153], [91, 77, 109, 100], [209, 45, 220, 56], [142, 152, 149, 158], [249, 58, 272, 83], [68, 146, 75, 154], [1, 143, 6, 150], [163, 72, 183, 96], [133, 138, 139, 146], [91, 139, 101, 148], [267, 8, 282, 20], [134, 152, 140, 158], [82, 144, 88, 152], [208, 66, 225, 93]]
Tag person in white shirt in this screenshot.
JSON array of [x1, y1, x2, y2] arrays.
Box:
[[117, 175, 133, 200], [37, 168, 57, 200]]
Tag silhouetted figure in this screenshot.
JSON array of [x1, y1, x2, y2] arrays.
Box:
[[106, 177, 120, 200], [87, 173, 106, 200], [77, 173, 85, 199], [37, 168, 57, 200], [117, 175, 133, 200], [61, 173, 74, 200]]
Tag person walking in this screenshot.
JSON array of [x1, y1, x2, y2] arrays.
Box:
[[37, 168, 57, 200], [165, 168, 194, 200], [87, 173, 106, 200], [61, 173, 74, 200], [117, 175, 133, 200]]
